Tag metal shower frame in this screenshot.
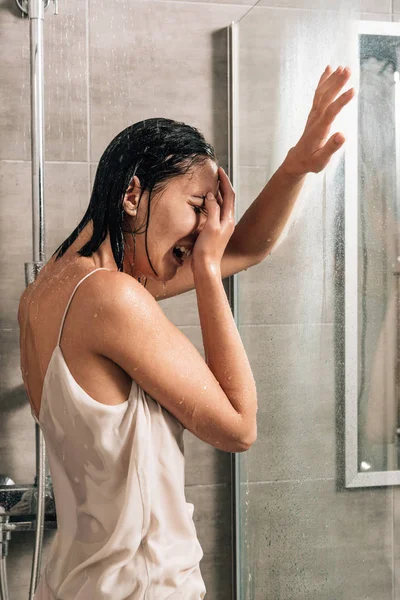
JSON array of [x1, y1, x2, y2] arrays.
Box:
[[0, 2, 57, 600]]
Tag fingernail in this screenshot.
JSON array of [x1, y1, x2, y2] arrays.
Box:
[[336, 65, 343, 73]]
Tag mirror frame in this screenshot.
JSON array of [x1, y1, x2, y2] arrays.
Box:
[[345, 19, 400, 488]]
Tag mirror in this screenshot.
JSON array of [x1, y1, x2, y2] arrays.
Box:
[[346, 20, 400, 487]]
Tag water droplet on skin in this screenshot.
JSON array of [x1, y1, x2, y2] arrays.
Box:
[[203, 385, 207, 390], [93, 313, 98, 318]]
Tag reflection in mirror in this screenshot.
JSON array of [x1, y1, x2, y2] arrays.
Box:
[[359, 32, 399, 471], [346, 22, 400, 486]]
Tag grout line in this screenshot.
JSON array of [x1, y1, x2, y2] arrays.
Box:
[[153, 0, 254, 7], [244, 477, 337, 485], [185, 477, 355, 489], [0, 160, 88, 165], [184, 482, 231, 489]]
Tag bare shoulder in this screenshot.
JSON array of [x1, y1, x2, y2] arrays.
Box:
[[85, 268, 161, 344], [87, 268, 157, 312]]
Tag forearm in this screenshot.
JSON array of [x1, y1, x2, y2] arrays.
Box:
[[193, 262, 257, 428], [231, 152, 307, 261]]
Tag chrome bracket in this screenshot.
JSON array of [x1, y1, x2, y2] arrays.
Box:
[[14, 0, 58, 19]]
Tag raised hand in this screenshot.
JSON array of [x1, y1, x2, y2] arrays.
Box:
[[283, 65, 355, 176]]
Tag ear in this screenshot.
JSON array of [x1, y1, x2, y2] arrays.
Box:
[[123, 175, 141, 214]]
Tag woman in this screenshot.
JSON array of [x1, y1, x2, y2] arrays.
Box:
[[18, 65, 353, 599]]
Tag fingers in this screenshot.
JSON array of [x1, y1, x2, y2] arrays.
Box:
[[312, 65, 351, 111], [317, 65, 333, 87], [217, 167, 235, 224], [319, 66, 352, 111], [324, 87, 355, 124], [204, 192, 219, 227], [311, 132, 346, 172]]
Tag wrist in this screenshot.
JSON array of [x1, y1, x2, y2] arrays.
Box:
[[192, 259, 222, 280], [280, 147, 309, 179]]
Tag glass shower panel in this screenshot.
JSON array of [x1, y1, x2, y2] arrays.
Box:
[[235, 4, 395, 600]]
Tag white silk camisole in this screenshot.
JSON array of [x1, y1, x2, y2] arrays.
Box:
[[31, 267, 206, 599]]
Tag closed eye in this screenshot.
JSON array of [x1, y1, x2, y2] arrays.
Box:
[[193, 205, 205, 215], [192, 196, 208, 215]]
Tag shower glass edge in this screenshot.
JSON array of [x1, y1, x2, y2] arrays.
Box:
[[227, 20, 242, 600]]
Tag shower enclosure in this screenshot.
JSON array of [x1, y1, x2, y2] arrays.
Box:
[[233, 4, 400, 599], [1, 0, 400, 598]]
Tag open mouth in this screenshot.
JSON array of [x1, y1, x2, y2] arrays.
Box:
[[172, 245, 192, 266], [172, 248, 184, 266]]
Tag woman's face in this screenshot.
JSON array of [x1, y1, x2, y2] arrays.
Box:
[[122, 158, 219, 281]]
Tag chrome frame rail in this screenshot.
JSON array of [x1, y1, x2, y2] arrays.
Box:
[[4, 2, 59, 599], [228, 21, 241, 600]]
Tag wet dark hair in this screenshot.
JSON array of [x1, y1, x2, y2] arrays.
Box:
[[52, 118, 218, 275]]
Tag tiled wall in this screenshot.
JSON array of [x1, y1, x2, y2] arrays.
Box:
[[237, 2, 400, 599], [1, 0, 399, 599]]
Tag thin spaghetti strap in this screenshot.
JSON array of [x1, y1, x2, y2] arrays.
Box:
[[57, 268, 110, 347]]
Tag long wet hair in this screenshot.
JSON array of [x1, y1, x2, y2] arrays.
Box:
[[52, 118, 217, 274]]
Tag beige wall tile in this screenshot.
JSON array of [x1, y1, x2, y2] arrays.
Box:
[[240, 324, 336, 482], [256, 0, 391, 11], [237, 6, 359, 169], [44, 0, 88, 161], [360, 12, 394, 20], [0, 328, 35, 483], [89, 0, 246, 167], [0, 161, 88, 328], [241, 479, 393, 599], [0, 2, 30, 160], [186, 484, 232, 600], [237, 165, 339, 324], [0, 1, 87, 161]]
